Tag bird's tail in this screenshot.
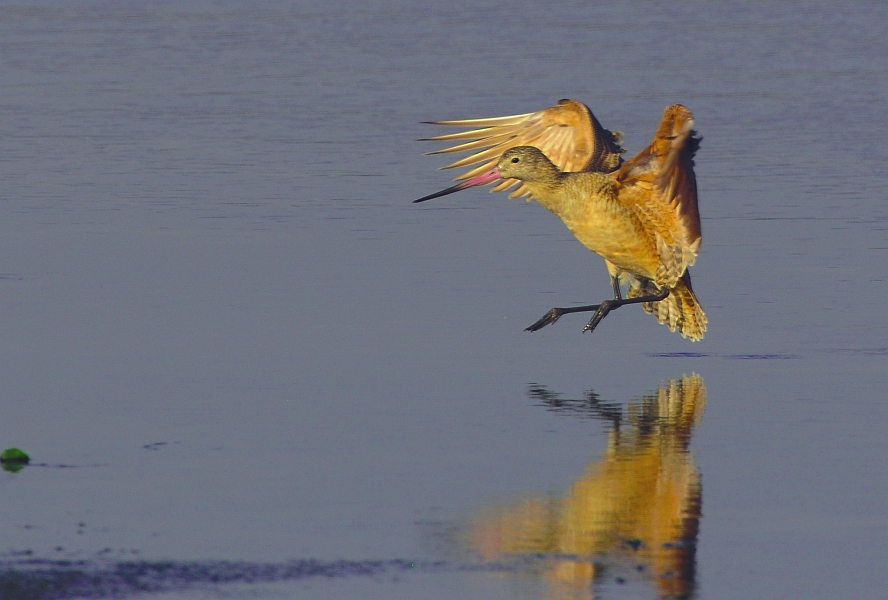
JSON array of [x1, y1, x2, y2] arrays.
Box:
[[628, 272, 707, 341]]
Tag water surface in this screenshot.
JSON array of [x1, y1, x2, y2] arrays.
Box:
[[0, 1, 885, 599]]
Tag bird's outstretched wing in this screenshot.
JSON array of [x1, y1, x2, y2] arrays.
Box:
[[616, 104, 702, 284], [421, 99, 624, 199]]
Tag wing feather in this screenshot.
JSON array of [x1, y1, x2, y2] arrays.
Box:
[[424, 113, 534, 128], [423, 134, 516, 155], [617, 105, 702, 274]]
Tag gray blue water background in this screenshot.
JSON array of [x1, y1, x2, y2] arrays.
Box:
[[0, 1, 885, 598]]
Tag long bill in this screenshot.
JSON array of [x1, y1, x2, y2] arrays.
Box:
[[414, 167, 501, 203]]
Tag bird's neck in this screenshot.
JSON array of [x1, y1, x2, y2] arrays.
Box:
[[523, 173, 613, 224]]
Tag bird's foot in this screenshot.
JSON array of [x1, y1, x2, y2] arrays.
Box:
[[525, 308, 564, 332], [582, 301, 614, 334]]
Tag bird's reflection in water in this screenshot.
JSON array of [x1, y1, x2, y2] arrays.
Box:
[[468, 374, 705, 600]]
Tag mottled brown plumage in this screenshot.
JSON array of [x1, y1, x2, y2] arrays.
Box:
[[417, 103, 707, 341]]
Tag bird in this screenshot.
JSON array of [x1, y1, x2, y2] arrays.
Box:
[[415, 100, 707, 341]]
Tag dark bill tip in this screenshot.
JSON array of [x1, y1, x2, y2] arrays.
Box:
[[413, 167, 501, 204], [414, 183, 465, 203]]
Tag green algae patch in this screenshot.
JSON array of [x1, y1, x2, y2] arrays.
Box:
[[1, 447, 30, 472]]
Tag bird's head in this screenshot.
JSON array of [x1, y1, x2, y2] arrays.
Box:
[[414, 146, 558, 203], [496, 146, 558, 182]]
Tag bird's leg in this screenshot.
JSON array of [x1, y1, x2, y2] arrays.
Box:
[[525, 279, 670, 334], [525, 302, 603, 332], [581, 276, 624, 333], [611, 275, 622, 300], [583, 284, 669, 334], [525, 277, 621, 332]]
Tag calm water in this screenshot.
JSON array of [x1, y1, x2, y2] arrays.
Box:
[[0, 1, 885, 599]]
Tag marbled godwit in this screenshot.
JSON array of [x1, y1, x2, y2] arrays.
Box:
[[416, 101, 707, 341]]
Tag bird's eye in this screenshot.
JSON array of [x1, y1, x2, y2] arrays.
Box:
[[511, 157, 520, 163]]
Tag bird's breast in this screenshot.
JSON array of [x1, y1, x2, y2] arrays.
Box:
[[528, 174, 661, 280], [562, 211, 660, 280]]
